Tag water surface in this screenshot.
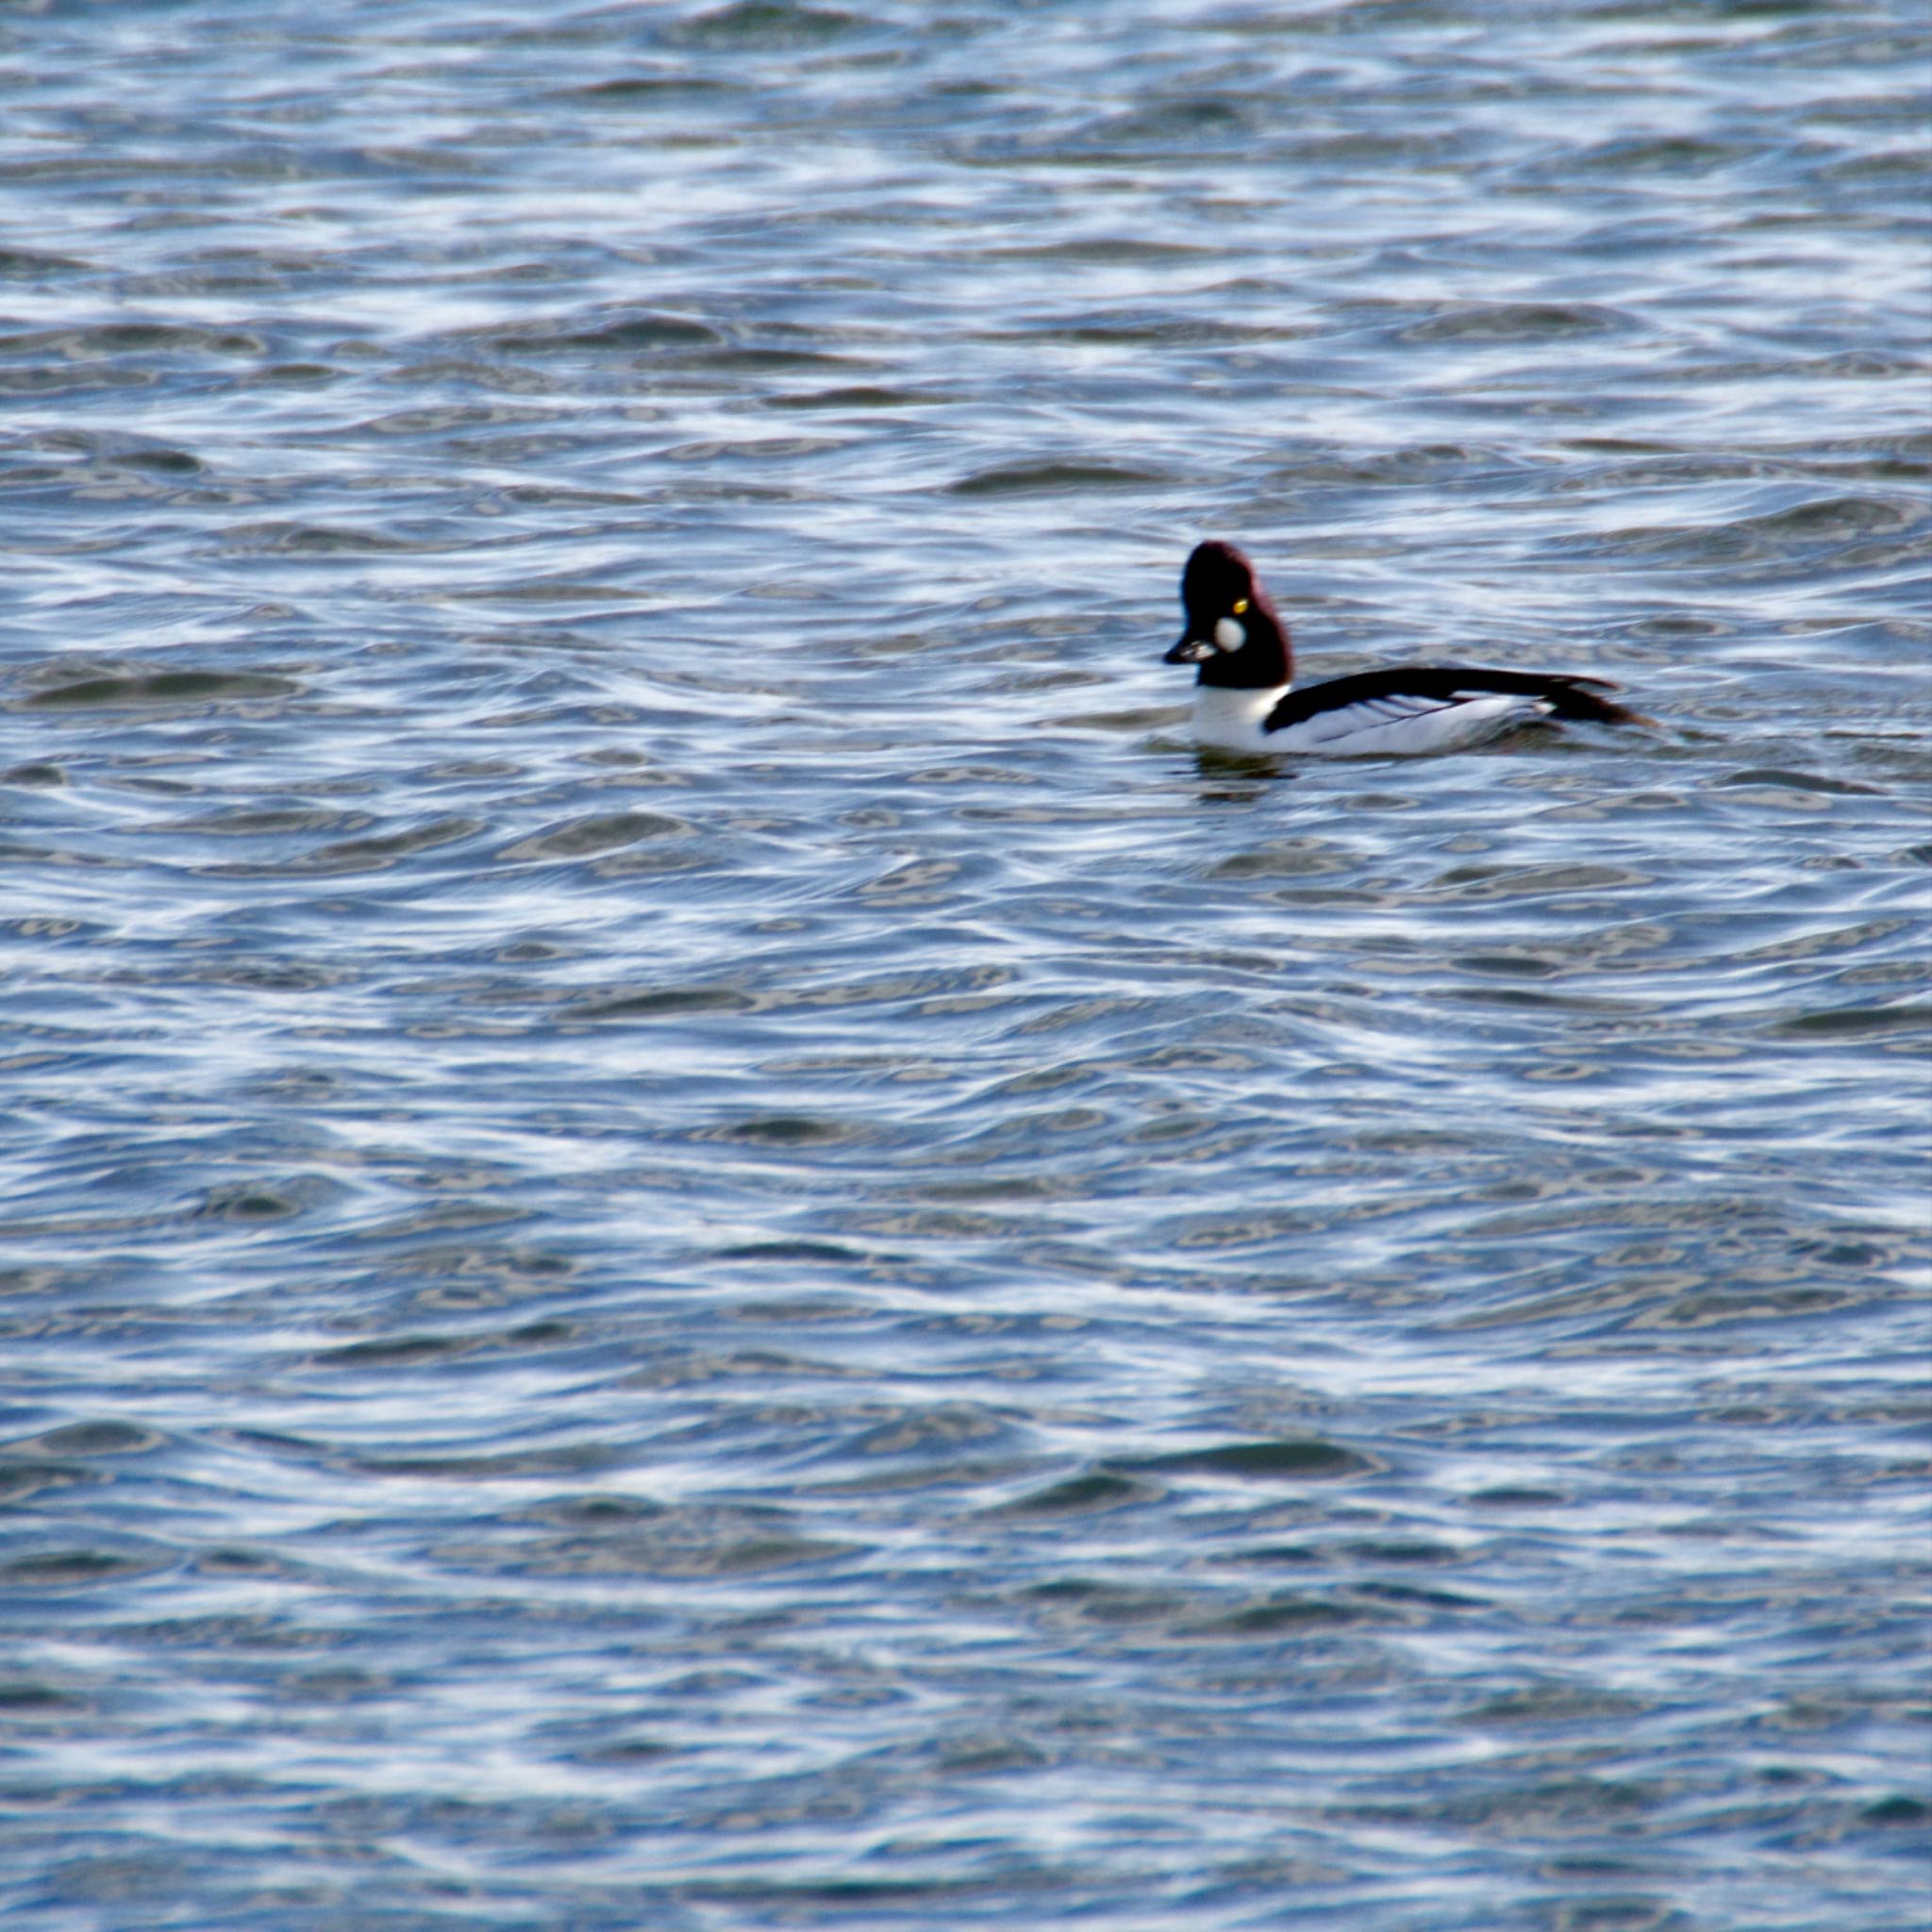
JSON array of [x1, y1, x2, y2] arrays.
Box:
[[1, 3, 1928, 1928]]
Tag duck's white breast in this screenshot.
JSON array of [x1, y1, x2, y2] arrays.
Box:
[[1192, 683, 1291, 752]]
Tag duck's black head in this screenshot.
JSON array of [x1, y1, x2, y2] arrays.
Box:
[[1163, 540, 1292, 690]]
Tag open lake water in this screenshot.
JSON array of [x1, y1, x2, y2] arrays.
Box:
[[1, 3, 1928, 1928]]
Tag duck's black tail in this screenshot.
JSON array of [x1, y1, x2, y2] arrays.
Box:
[[1512, 673, 1656, 728]]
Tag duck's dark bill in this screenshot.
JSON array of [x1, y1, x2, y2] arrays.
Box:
[[1165, 634, 1214, 663]]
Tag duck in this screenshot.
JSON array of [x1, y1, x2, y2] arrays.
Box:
[[1165, 540, 1650, 756]]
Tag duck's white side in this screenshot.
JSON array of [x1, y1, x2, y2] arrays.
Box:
[[1193, 682, 1541, 758]]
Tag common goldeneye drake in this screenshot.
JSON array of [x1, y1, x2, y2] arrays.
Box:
[[1166, 540, 1649, 756]]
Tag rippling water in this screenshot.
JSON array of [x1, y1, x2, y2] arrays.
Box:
[[3, 3, 1928, 1927]]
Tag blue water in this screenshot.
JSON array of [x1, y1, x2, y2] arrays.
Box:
[[2, 3, 1928, 1928]]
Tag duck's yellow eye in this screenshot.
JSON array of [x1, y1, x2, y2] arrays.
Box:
[[1232, 598, 1249, 615]]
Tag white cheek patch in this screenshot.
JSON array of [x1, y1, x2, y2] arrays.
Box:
[[1213, 616, 1246, 652]]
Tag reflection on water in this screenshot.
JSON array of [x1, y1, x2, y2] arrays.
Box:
[[2, 0, 1928, 1927]]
